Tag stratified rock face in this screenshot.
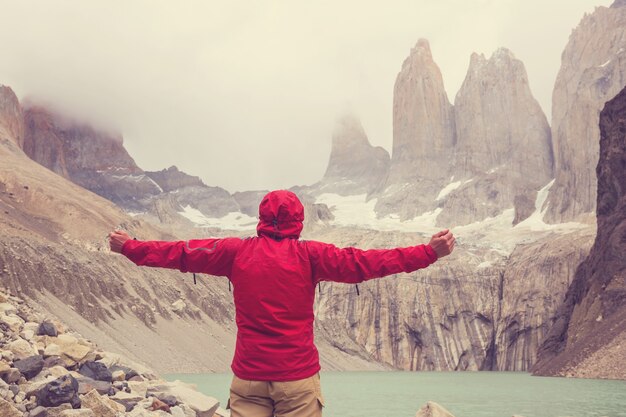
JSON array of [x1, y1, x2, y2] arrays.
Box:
[[376, 39, 455, 219], [533, 86, 626, 379], [437, 49, 553, 226], [319, 115, 390, 195], [145, 166, 204, 192], [0, 86, 24, 149], [545, 5, 626, 222], [22, 105, 162, 209], [312, 225, 592, 372]]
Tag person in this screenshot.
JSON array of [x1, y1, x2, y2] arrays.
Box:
[[109, 189, 455, 417]]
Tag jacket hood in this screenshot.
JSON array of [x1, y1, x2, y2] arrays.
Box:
[[256, 190, 304, 240]]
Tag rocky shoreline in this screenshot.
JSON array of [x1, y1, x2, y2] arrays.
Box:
[[0, 288, 226, 417]]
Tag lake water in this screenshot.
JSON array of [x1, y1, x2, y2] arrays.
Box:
[[165, 371, 626, 417]]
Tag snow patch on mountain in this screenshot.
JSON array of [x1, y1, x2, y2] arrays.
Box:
[[178, 205, 257, 231]]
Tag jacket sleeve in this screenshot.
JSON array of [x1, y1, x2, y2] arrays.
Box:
[[306, 241, 438, 284], [121, 237, 242, 277]]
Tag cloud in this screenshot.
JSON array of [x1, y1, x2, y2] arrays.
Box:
[[0, 0, 611, 192]]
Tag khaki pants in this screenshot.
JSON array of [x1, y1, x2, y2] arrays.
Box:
[[228, 373, 324, 417]]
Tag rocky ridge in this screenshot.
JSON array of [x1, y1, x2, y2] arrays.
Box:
[[545, 2, 626, 222], [373, 41, 554, 227], [0, 288, 224, 417], [0, 85, 384, 376], [21, 104, 241, 223], [376, 39, 456, 220], [316, 115, 390, 196], [533, 86, 626, 380]]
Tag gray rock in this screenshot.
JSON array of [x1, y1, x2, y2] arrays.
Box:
[[78, 361, 111, 382], [14, 355, 44, 379], [75, 375, 112, 395], [37, 375, 80, 409], [415, 401, 455, 417], [37, 322, 58, 337]]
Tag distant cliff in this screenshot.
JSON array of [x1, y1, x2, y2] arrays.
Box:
[[533, 86, 626, 380], [545, 3, 626, 222]]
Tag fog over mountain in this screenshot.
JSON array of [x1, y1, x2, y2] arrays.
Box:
[[0, 0, 612, 192]]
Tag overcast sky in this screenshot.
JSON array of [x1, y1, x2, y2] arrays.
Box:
[[0, 0, 612, 192]]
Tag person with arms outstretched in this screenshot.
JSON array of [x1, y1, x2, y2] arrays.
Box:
[[109, 190, 455, 417]]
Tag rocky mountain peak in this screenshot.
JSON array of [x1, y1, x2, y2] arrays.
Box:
[[376, 38, 456, 219], [319, 114, 390, 195], [545, 4, 626, 222], [435, 46, 553, 226], [611, 0, 626, 8], [21, 103, 162, 209], [145, 165, 205, 193], [0, 86, 24, 149]]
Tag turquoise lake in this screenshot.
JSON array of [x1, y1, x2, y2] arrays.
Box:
[[165, 371, 626, 417]]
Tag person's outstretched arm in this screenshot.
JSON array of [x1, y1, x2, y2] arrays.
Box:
[[307, 229, 455, 284], [109, 230, 241, 277]]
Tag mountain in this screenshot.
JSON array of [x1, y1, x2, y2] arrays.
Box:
[[533, 86, 626, 379], [370, 41, 554, 227], [437, 49, 553, 226], [0, 86, 384, 374], [22, 104, 162, 210], [317, 114, 390, 196], [375, 39, 456, 220], [545, 2, 626, 222]]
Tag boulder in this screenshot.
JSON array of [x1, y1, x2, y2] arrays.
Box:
[[110, 390, 144, 412], [29, 405, 48, 417], [37, 322, 58, 337], [14, 355, 44, 379], [0, 397, 22, 417], [80, 389, 124, 417], [1, 314, 24, 332], [111, 369, 125, 381], [147, 381, 219, 417], [108, 364, 138, 380], [7, 338, 37, 359], [44, 344, 61, 358], [48, 365, 70, 378], [1, 350, 14, 361], [1, 368, 21, 384], [415, 401, 456, 417], [37, 375, 81, 409], [61, 344, 91, 367], [20, 329, 35, 341], [75, 375, 113, 395], [44, 356, 65, 369], [170, 404, 197, 417], [150, 397, 171, 412], [171, 299, 186, 313], [78, 361, 112, 382], [43, 403, 72, 417]]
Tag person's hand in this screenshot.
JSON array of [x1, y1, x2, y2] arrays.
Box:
[[109, 230, 132, 253], [428, 229, 455, 258]]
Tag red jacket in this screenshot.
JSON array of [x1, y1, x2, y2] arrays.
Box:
[[121, 190, 438, 381]]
